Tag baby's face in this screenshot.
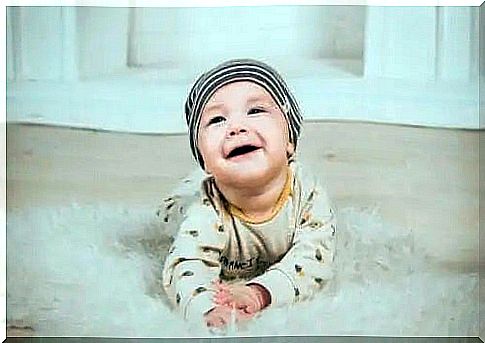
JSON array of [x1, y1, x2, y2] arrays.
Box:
[[198, 81, 294, 188]]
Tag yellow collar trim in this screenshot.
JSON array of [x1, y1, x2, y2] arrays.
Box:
[[228, 167, 293, 225]]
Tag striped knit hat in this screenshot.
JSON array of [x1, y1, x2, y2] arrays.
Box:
[[185, 58, 303, 169]]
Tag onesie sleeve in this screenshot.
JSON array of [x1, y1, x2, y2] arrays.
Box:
[[249, 181, 336, 307], [162, 202, 226, 322]]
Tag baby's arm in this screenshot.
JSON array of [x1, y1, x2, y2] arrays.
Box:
[[248, 181, 336, 307], [162, 203, 226, 322]]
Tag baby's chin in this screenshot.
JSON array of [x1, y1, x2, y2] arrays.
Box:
[[215, 160, 285, 188]]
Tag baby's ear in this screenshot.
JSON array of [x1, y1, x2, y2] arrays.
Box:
[[286, 142, 295, 162], [286, 142, 295, 157], [202, 162, 213, 176], [203, 166, 212, 176]]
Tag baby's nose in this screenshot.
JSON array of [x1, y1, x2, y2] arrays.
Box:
[[228, 127, 248, 137], [227, 120, 249, 137]]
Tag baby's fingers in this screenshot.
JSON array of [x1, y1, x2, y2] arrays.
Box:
[[212, 280, 230, 292], [205, 307, 231, 328], [213, 294, 232, 306], [231, 292, 262, 313], [213, 290, 233, 305], [206, 316, 225, 328], [231, 292, 257, 306]]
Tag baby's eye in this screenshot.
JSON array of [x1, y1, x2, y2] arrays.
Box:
[[247, 107, 266, 115], [207, 116, 225, 126]]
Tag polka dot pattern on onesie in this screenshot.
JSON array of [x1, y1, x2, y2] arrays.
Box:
[[315, 249, 322, 261]]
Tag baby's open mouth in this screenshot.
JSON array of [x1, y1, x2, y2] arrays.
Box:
[[226, 144, 261, 159]]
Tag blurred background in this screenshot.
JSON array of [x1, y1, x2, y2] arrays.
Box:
[[6, 5, 483, 132]]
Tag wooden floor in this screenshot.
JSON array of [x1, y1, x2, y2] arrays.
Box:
[[6, 121, 480, 269]]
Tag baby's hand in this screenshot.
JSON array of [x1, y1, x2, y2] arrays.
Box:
[[213, 283, 270, 315], [204, 305, 233, 328], [204, 305, 252, 328]]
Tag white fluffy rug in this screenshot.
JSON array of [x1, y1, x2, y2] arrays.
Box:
[[7, 203, 478, 337]]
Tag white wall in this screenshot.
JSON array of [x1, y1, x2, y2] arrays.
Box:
[[77, 7, 131, 79], [7, 7, 64, 81], [480, 4, 485, 129], [365, 7, 479, 82], [6, 7, 131, 81], [6, 6, 481, 133], [129, 6, 365, 69]]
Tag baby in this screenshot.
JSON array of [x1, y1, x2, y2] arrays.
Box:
[[161, 59, 336, 328]]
